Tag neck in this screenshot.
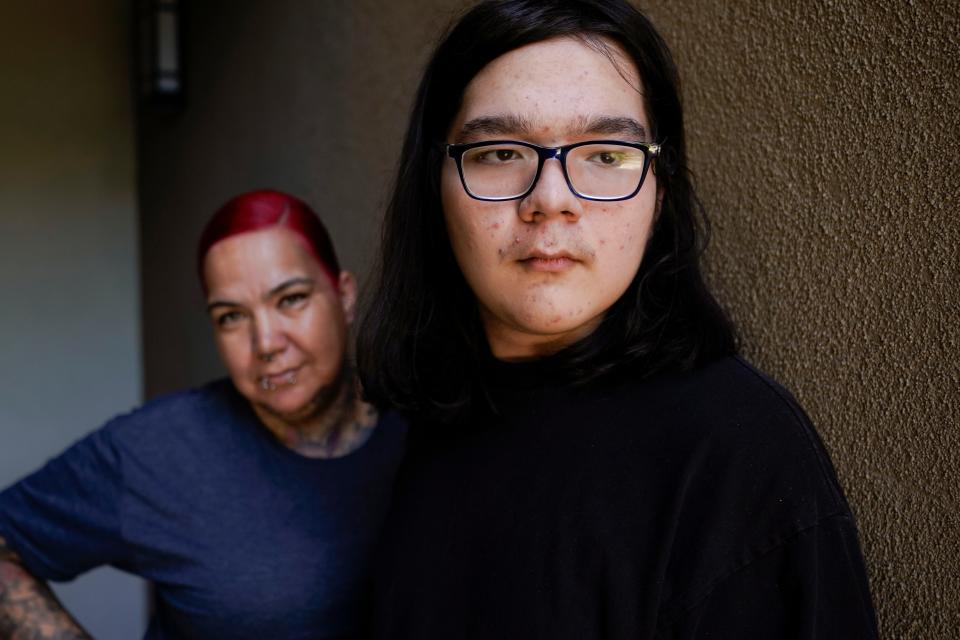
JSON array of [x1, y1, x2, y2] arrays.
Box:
[[254, 362, 379, 458]]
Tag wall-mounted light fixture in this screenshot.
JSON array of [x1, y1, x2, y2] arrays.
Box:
[[138, 0, 183, 106]]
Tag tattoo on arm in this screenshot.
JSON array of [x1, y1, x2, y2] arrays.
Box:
[[0, 537, 93, 639]]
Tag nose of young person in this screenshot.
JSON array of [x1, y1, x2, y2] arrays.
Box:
[[518, 158, 583, 224]]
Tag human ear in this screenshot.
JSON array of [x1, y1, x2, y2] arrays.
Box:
[[337, 271, 358, 324]]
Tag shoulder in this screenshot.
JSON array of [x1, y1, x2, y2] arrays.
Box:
[[645, 356, 848, 508], [621, 358, 860, 604], [110, 378, 238, 425], [98, 379, 246, 455], [695, 357, 844, 496], [621, 357, 844, 497], [630, 355, 811, 426], [119, 378, 238, 422]]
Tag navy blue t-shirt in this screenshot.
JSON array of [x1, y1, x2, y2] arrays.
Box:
[[0, 379, 406, 639]]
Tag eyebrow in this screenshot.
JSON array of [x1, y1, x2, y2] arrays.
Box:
[[576, 115, 648, 141], [205, 276, 315, 313], [459, 114, 536, 140], [266, 276, 314, 299], [456, 114, 648, 143]]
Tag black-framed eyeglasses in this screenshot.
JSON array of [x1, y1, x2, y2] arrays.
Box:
[[446, 139, 661, 202]]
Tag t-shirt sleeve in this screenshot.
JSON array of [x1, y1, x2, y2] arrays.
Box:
[[657, 514, 879, 639], [0, 424, 128, 582]]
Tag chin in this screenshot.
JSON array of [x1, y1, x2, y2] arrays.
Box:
[[263, 403, 314, 424], [506, 303, 597, 336], [259, 387, 317, 419]]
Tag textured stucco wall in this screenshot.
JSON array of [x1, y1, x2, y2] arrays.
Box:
[[138, 0, 958, 636], [642, 1, 959, 636]]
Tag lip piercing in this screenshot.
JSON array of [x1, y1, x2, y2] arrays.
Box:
[[259, 371, 296, 392]]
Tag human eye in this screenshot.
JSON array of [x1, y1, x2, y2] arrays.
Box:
[[215, 309, 245, 328], [598, 151, 624, 165], [466, 144, 531, 165], [279, 291, 309, 309], [581, 144, 644, 169], [587, 149, 627, 166]]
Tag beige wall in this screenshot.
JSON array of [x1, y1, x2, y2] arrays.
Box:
[[0, 1, 146, 636], [138, 1, 957, 636], [643, 1, 959, 636]]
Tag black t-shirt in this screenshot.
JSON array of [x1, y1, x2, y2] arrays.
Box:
[[368, 356, 878, 639]]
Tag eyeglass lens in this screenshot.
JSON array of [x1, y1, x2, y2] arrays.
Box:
[[460, 143, 648, 200]]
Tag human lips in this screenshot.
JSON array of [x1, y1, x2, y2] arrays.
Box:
[[518, 250, 580, 272], [258, 366, 301, 391]]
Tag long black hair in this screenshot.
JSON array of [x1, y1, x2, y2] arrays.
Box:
[[358, 0, 737, 421]]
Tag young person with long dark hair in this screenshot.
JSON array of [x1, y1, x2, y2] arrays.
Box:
[[358, 1, 878, 637]]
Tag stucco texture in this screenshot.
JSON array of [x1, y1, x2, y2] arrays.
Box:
[[642, 1, 959, 636]]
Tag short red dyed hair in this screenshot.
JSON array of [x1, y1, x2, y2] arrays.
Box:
[[198, 190, 341, 291]]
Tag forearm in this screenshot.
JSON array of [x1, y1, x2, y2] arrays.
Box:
[[0, 538, 92, 640]]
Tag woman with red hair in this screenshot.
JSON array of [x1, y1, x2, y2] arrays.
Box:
[[0, 190, 406, 639]]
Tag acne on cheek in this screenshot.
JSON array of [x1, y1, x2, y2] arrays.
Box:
[[616, 221, 634, 251], [496, 236, 522, 258]]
